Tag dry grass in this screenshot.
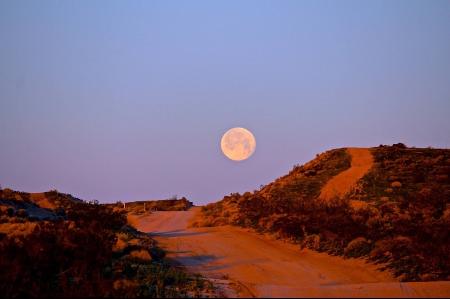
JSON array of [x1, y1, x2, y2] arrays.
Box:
[[0, 222, 37, 237]]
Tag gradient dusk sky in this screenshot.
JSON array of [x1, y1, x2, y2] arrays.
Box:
[[1, 1, 450, 204]]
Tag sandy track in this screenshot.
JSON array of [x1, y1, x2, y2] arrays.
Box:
[[131, 208, 450, 297], [319, 147, 373, 201]]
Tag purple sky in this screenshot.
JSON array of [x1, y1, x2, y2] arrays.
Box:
[[1, 1, 450, 204]]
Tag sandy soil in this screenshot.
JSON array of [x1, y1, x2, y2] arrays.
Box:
[[319, 147, 373, 201], [131, 208, 450, 297]]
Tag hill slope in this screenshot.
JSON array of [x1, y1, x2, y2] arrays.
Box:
[[0, 189, 212, 297], [105, 197, 194, 216], [198, 144, 450, 281]]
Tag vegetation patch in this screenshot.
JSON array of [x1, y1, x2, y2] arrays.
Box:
[[197, 148, 350, 229], [0, 189, 213, 298], [107, 196, 194, 216]]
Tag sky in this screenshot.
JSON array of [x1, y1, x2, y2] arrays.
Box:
[[1, 1, 450, 204]]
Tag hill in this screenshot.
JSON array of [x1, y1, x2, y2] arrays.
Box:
[[197, 144, 450, 282], [0, 189, 212, 298], [106, 197, 194, 216]]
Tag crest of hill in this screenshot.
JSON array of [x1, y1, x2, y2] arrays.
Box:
[[198, 144, 450, 282], [0, 189, 84, 221], [106, 197, 194, 215], [0, 188, 83, 210]]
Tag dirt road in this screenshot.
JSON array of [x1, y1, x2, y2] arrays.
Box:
[[319, 147, 373, 201], [131, 208, 450, 297]]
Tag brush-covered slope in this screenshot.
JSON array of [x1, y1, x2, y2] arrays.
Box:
[[198, 148, 351, 227], [0, 188, 212, 298], [106, 197, 194, 216], [199, 144, 450, 281]]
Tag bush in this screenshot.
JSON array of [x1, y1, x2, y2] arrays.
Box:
[[0, 220, 116, 297], [302, 234, 320, 250], [344, 237, 371, 258]]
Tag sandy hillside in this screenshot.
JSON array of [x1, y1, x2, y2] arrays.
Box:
[[131, 208, 450, 298], [319, 147, 373, 201]]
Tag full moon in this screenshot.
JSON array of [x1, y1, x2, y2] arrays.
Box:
[[220, 127, 256, 161]]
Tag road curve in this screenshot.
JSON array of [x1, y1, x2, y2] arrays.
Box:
[[130, 208, 450, 298]]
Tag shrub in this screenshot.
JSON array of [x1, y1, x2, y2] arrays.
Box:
[[302, 234, 321, 250], [344, 237, 371, 258]]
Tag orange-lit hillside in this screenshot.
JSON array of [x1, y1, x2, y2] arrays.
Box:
[[198, 144, 450, 281], [0, 189, 211, 297]]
